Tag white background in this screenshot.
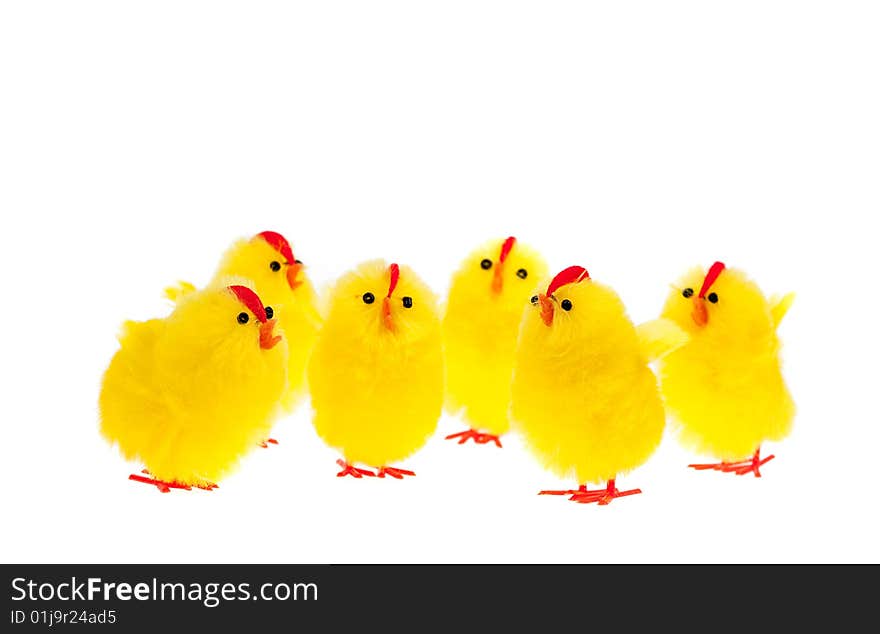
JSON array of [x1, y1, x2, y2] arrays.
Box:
[[1, 1, 878, 564]]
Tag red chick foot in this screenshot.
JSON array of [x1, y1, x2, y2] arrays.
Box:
[[539, 479, 641, 505], [689, 448, 775, 478], [129, 470, 218, 493], [336, 459, 376, 478], [445, 428, 503, 448], [376, 466, 416, 479], [258, 438, 280, 449]]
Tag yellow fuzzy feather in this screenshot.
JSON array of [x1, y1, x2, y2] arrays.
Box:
[[163, 280, 197, 303], [770, 292, 795, 329], [659, 266, 795, 461], [442, 238, 547, 435], [169, 235, 322, 412], [636, 318, 690, 363], [510, 277, 666, 485], [99, 283, 288, 486], [308, 260, 443, 467]]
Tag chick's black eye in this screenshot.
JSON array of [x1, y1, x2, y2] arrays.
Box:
[[530, 295, 538, 304], [402, 296, 413, 308], [517, 268, 528, 279], [237, 312, 249, 324], [682, 288, 694, 298], [362, 292, 375, 304], [707, 292, 719, 304], [561, 299, 573, 311], [480, 259, 492, 270], [264, 306, 274, 319], [270, 261, 282, 272]]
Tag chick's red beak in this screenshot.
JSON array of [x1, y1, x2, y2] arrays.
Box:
[[538, 293, 554, 327], [382, 296, 396, 332], [259, 319, 281, 350], [491, 236, 516, 296], [691, 261, 725, 328], [491, 265, 504, 295], [286, 262, 303, 291], [691, 297, 708, 327]]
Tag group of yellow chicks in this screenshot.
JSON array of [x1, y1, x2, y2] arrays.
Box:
[[99, 232, 795, 504]]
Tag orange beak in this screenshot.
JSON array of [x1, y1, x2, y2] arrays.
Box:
[[538, 293, 554, 327], [286, 262, 303, 291], [382, 296, 396, 332], [491, 265, 504, 295], [691, 296, 708, 327], [259, 319, 282, 350]]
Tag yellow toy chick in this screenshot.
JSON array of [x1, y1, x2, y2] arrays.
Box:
[[167, 231, 320, 422], [100, 283, 287, 492], [442, 236, 547, 447], [511, 266, 686, 504], [308, 260, 443, 478], [659, 261, 795, 476]]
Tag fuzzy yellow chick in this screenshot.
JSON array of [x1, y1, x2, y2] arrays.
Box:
[[442, 236, 547, 448], [167, 231, 320, 420], [658, 261, 795, 476], [100, 283, 287, 492], [511, 266, 687, 505], [308, 260, 443, 478]]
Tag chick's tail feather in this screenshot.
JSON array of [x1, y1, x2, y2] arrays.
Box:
[[164, 280, 198, 304], [636, 318, 689, 363], [770, 292, 795, 329]]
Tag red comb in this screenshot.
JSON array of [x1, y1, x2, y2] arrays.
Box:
[[546, 266, 590, 296], [698, 261, 726, 298], [499, 236, 516, 264], [387, 263, 400, 297], [256, 231, 295, 264], [228, 285, 267, 323]]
